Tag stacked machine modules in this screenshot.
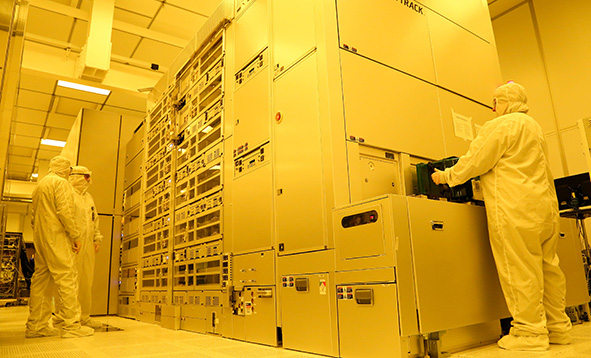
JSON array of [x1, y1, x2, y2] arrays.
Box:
[[120, 0, 519, 356]]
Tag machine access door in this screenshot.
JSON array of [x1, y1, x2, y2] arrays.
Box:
[[406, 196, 509, 333], [337, 282, 403, 358]]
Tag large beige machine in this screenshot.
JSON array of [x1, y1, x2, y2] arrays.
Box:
[[117, 0, 589, 357]]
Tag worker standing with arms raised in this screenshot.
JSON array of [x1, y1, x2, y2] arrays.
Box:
[[432, 82, 571, 351]]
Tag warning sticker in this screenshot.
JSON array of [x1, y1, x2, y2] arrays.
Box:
[[319, 279, 327, 295]]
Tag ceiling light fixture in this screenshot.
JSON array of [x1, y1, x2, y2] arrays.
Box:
[[41, 138, 66, 147], [31, 173, 38, 178], [57, 80, 110, 96]]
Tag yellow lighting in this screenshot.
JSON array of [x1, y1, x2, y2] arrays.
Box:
[[31, 173, 38, 178], [41, 138, 66, 147], [57, 80, 110, 95], [211, 164, 221, 170], [201, 125, 213, 134]]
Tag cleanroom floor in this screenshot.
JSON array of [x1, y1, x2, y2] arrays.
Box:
[[2, 305, 591, 358]]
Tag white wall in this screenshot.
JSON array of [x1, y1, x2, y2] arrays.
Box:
[[491, 0, 591, 178]]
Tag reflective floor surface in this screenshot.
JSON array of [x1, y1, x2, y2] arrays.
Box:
[[2, 306, 591, 358]]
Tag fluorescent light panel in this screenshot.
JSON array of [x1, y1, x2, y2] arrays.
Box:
[[57, 80, 110, 96], [41, 138, 66, 147]]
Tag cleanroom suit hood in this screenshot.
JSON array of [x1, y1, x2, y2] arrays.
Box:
[[55, 166, 103, 327], [438, 82, 571, 347], [48, 155, 72, 178], [26, 156, 90, 337]]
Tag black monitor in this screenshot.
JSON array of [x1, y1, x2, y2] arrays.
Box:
[[554, 172, 591, 211]]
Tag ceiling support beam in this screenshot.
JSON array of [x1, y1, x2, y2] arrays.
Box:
[[29, 0, 187, 48], [22, 38, 162, 93]]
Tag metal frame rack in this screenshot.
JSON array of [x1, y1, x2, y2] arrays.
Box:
[[131, 28, 227, 330], [0, 232, 23, 299]]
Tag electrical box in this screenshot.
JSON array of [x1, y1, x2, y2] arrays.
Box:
[[231, 286, 277, 346]]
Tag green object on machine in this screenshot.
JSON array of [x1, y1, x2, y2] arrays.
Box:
[[416, 157, 474, 201]]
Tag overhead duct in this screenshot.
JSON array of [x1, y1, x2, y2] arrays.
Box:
[[75, 0, 113, 82]]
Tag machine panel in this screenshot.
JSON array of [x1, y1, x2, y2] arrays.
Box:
[[125, 125, 144, 165], [124, 153, 143, 189], [280, 272, 337, 356], [234, 0, 268, 69], [427, 10, 502, 105], [335, 204, 386, 261], [271, 0, 316, 77], [337, 282, 404, 358], [557, 217, 590, 306], [232, 159, 273, 254], [233, 250, 275, 286], [341, 51, 445, 160], [233, 57, 270, 152], [423, 0, 495, 44], [273, 53, 327, 255], [336, 0, 435, 82]]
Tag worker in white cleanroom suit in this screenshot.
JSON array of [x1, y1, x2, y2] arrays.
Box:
[[54, 166, 103, 329], [432, 82, 571, 351], [26, 156, 94, 338]]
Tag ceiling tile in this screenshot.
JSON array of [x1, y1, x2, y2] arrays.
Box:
[[9, 146, 35, 157], [70, 19, 89, 48], [55, 85, 109, 103], [50, 0, 73, 5], [132, 38, 182, 70], [8, 162, 34, 173], [167, 0, 221, 16], [25, 7, 74, 43], [9, 155, 35, 166], [150, 4, 207, 40], [46, 127, 70, 141], [111, 29, 142, 58], [17, 89, 52, 111], [13, 107, 47, 125], [102, 105, 145, 118], [104, 90, 147, 111], [19, 72, 55, 94], [114, 8, 151, 28], [46, 113, 76, 129], [12, 134, 41, 148], [54, 97, 99, 116], [11, 122, 44, 137], [79, 0, 92, 12], [38, 148, 62, 160], [115, 0, 161, 17], [7, 172, 30, 181]]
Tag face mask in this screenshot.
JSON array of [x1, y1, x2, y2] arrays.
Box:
[[69, 175, 90, 192]]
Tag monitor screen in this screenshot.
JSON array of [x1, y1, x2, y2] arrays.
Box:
[[554, 172, 591, 211]]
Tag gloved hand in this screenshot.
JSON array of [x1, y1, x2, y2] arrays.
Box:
[[431, 169, 444, 185], [73, 240, 81, 254]]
